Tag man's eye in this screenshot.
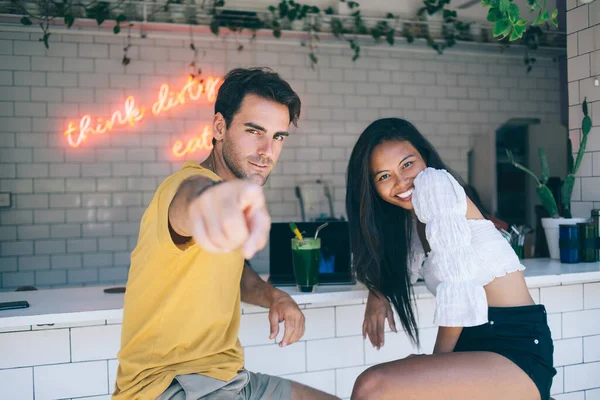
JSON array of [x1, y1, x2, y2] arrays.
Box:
[[274, 134, 285, 142], [248, 129, 259, 135]]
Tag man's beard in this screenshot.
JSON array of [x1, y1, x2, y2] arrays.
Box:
[[222, 139, 273, 186]]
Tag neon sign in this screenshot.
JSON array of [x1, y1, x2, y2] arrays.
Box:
[[172, 125, 214, 158], [63, 76, 221, 152]]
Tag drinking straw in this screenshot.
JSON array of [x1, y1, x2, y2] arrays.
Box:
[[289, 222, 303, 240], [314, 222, 329, 239]]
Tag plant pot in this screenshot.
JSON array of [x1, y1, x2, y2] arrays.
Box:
[[541, 217, 589, 260]]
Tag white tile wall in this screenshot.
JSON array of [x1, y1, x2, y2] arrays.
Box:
[[306, 336, 364, 371], [0, 367, 33, 400], [0, 28, 562, 287], [0, 289, 599, 399], [70, 324, 121, 362], [564, 362, 600, 392], [34, 361, 108, 400], [541, 285, 584, 313], [0, 329, 70, 368], [568, 2, 600, 217]]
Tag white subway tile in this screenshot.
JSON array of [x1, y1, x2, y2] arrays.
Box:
[[301, 307, 335, 341], [552, 366, 564, 395], [563, 309, 600, 338], [554, 338, 583, 367], [364, 332, 414, 364], [34, 361, 108, 400], [584, 335, 600, 362], [71, 324, 121, 362], [564, 361, 600, 392], [540, 285, 584, 313], [244, 342, 306, 376], [548, 313, 563, 340], [239, 312, 274, 347], [0, 368, 33, 400], [587, 388, 600, 400], [0, 329, 70, 368], [553, 392, 585, 400], [282, 370, 336, 395], [584, 282, 600, 309], [109, 359, 119, 394], [335, 304, 365, 337], [306, 336, 364, 371], [335, 365, 370, 399]]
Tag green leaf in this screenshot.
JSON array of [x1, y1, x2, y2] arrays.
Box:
[[64, 14, 74, 28], [582, 116, 592, 136], [551, 9, 558, 27], [517, 18, 527, 26], [493, 18, 511, 38], [309, 52, 318, 64], [499, 0, 510, 12], [96, 14, 105, 26], [487, 8, 503, 22], [567, 136, 574, 172], [539, 148, 550, 184], [113, 24, 120, 35], [210, 19, 219, 35], [20, 17, 33, 26], [508, 3, 520, 22], [481, 0, 490, 6], [526, 0, 535, 6], [273, 28, 282, 38], [532, 10, 545, 25], [537, 185, 559, 217], [214, 0, 224, 6], [583, 97, 589, 116], [510, 23, 526, 40], [190, 43, 196, 51], [116, 14, 127, 23]]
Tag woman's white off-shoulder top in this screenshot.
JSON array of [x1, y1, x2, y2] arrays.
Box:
[[409, 168, 525, 327]]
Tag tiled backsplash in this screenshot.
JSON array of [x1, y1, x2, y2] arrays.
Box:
[[0, 29, 562, 288]]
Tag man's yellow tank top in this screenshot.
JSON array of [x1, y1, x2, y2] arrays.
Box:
[[113, 161, 244, 399]]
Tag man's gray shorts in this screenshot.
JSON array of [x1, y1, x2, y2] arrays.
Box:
[[157, 370, 292, 400]]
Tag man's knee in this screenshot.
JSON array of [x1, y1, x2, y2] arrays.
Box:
[[351, 365, 385, 400]]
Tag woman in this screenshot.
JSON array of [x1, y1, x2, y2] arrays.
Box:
[[346, 118, 556, 400]]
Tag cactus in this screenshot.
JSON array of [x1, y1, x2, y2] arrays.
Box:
[[506, 98, 593, 219], [506, 149, 560, 218], [561, 97, 593, 218]]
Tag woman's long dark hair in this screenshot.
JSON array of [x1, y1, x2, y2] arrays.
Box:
[[346, 118, 461, 345]]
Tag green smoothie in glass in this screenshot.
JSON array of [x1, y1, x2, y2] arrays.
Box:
[[291, 238, 321, 292]]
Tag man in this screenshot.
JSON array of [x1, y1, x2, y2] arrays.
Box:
[[114, 68, 338, 400]]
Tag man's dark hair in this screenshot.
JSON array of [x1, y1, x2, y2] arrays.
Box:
[[214, 67, 301, 141]]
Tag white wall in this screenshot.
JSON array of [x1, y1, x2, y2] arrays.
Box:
[[0, 26, 561, 289], [567, 0, 600, 218]]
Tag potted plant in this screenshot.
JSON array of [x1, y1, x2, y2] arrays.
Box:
[[507, 98, 594, 259]]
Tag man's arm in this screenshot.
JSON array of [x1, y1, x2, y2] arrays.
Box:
[[240, 260, 277, 307], [169, 175, 217, 239], [240, 261, 306, 347]]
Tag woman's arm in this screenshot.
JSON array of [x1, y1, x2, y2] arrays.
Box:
[[433, 326, 463, 354]]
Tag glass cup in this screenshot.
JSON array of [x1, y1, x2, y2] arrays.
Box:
[[291, 238, 321, 293]]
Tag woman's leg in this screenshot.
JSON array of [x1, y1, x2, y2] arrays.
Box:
[[351, 351, 541, 400]]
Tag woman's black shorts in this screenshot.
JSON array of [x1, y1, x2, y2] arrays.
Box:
[[453, 304, 557, 400]]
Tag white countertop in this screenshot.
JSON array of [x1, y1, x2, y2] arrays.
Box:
[[1, 258, 599, 328]]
